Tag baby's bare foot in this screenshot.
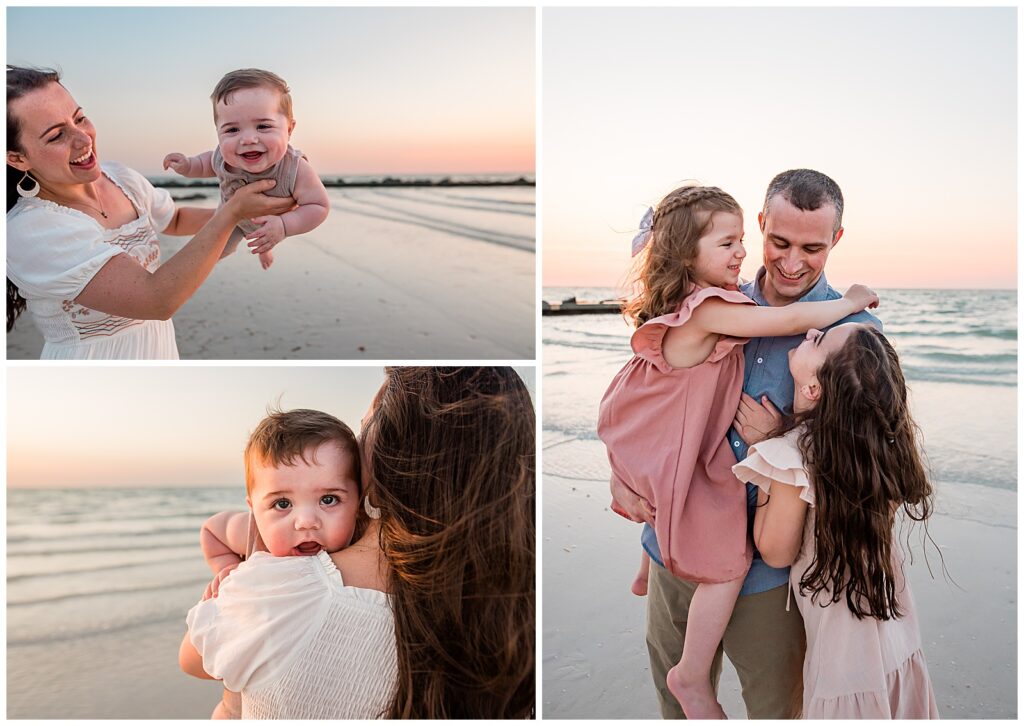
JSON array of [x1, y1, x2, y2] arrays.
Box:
[[666, 663, 727, 719], [259, 250, 274, 270]]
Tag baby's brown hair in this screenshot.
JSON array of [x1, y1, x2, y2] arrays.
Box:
[[211, 68, 293, 123], [244, 408, 359, 497]]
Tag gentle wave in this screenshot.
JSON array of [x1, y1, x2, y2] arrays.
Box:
[[8, 576, 209, 608]]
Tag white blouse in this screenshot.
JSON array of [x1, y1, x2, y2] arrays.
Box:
[[186, 551, 398, 720], [6, 161, 179, 359]]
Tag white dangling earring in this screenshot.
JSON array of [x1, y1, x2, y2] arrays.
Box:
[[364, 497, 381, 520], [17, 171, 39, 198]]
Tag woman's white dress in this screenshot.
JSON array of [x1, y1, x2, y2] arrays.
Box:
[[187, 551, 398, 719], [6, 161, 179, 359]]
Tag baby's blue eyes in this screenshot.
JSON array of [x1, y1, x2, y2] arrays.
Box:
[[273, 499, 291, 510], [321, 495, 338, 506]]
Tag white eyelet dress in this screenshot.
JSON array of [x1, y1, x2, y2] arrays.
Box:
[[6, 161, 179, 359], [186, 551, 398, 719]]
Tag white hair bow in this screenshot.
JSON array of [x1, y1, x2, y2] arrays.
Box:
[[631, 207, 654, 257]]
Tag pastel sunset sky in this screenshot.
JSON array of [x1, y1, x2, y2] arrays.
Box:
[[543, 7, 1016, 290], [7, 367, 535, 489], [7, 7, 535, 176]]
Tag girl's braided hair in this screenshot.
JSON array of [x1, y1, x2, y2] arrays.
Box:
[[624, 184, 742, 327]]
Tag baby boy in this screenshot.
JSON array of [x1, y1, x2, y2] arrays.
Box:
[[196, 408, 363, 718], [164, 69, 329, 269]]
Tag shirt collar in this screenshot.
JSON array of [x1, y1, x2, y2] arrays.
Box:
[[744, 266, 832, 306]]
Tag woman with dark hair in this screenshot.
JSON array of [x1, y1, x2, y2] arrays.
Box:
[[733, 323, 938, 718], [6, 66, 292, 358], [180, 367, 535, 719]]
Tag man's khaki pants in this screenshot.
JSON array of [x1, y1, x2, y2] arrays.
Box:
[[646, 562, 805, 719]]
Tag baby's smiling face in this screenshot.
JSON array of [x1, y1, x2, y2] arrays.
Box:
[[215, 86, 294, 174]]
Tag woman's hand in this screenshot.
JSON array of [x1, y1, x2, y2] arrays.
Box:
[[225, 180, 296, 222], [733, 393, 783, 446]]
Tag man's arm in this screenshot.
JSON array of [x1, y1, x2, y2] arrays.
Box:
[[200, 511, 251, 575]]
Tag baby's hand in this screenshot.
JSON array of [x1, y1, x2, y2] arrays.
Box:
[[163, 153, 190, 175], [202, 562, 240, 601], [246, 215, 286, 257], [844, 283, 879, 311]]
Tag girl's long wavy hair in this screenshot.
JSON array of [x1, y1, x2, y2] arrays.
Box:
[[361, 367, 535, 718], [786, 326, 934, 620], [623, 184, 742, 327], [7, 65, 62, 331]]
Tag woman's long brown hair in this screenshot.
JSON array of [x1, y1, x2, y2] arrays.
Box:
[[362, 367, 535, 718], [623, 184, 742, 327], [789, 326, 934, 620], [7, 66, 62, 331]]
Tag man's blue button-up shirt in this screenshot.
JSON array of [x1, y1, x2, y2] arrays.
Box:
[[641, 268, 882, 595]]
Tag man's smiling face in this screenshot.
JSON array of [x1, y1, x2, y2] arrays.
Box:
[[757, 195, 843, 307]]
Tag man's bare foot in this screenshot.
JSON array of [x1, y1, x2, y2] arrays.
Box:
[[631, 570, 649, 596], [666, 663, 727, 719], [259, 250, 274, 270]]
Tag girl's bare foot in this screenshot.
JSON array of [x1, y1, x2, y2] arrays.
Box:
[[631, 551, 651, 596], [666, 663, 727, 719], [259, 250, 274, 270], [630, 570, 649, 596]]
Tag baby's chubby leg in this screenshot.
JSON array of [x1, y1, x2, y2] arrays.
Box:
[[666, 575, 745, 719], [258, 249, 274, 270]]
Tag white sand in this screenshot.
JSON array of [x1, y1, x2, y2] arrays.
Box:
[[541, 437, 1017, 718], [7, 186, 535, 359]]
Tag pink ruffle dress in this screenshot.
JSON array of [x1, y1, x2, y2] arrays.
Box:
[[733, 430, 939, 719], [598, 286, 754, 583]]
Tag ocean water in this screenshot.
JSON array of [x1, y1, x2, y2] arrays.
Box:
[[543, 287, 1017, 492], [167, 185, 536, 253], [7, 486, 246, 718]]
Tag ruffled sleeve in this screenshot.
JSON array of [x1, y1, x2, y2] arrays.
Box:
[[732, 429, 814, 506], [630, 286, 755, 373], [185, 552, 336, 692], [6, 202, 121, 300], [105, 161, 175, 232]]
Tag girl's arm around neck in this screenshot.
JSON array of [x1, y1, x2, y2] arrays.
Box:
[[752, 485, 809, 568], [689, 284, 877, 340]]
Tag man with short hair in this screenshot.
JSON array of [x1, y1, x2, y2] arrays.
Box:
[[625, 169, 882, 718]]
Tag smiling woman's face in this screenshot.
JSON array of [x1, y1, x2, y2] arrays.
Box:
[[7, 82, 101, 190]]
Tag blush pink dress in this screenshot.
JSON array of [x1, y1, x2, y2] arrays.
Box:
[[598, 286, 754, 583], [733, 430, 939, 718]]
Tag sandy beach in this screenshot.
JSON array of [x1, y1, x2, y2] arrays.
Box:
[[542, 446, 1016, 719], [7, 185, 535, 360]]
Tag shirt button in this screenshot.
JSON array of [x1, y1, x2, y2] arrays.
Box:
[[734, 441, 740, 447], [756, 357, 763, 364]]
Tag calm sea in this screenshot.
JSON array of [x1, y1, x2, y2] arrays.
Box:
[[7, 486, 246, 718], [543, 287, 1017, 492]]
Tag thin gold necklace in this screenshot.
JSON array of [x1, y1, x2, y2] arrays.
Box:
[[45, 185, 108, 219]]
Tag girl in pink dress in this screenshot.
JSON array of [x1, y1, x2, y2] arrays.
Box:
[[597, 184, 878, 718], [733, 323, 938, 718]]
